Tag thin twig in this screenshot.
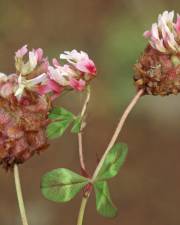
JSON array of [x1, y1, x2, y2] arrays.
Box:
[[92, 89, 144, 181], [14, 164, 29, 225], [78, 86, 91, 172]]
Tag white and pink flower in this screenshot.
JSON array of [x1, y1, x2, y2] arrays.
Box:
[[60, 50, 96, 76], [144, 11, 180, 53], [0, 47, 97, 101], [47, 50, 97, 94]]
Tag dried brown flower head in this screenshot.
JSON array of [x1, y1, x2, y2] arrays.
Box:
[[134, 45, 180, 96], [0, 74, 51, 169]]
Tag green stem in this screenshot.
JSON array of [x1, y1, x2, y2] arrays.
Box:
[[14, 164, 29, 225], [77, 195, 89, 225]]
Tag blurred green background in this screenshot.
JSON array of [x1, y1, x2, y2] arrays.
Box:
[[0, 0, 180, 224]]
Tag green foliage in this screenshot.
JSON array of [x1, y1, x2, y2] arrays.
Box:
[[41, 168, 89, 202], [95, 143, 128, 181], [94, 181, 117, 218], [47, 120, 72, 139], [92, 143, 128, 218], [47, 107, 81, 139], [48, 107, 74, 120], [41, 141, 128, 220], [71, 116, 82, 133]]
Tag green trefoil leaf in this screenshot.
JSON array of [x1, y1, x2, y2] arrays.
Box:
[[41, 168, 89, 202], [94, 181, 117, 218], [95, 143, 128, 182]]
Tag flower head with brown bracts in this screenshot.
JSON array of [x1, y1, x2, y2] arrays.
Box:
[[0, 46, 97, 169], [134, 11, 180, 96], [0, 74, 51, 169]]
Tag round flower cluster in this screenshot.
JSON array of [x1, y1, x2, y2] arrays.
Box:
[[134, 11, 180, 96], [39, 49, 96, 98], [0, 46, 96, 169]]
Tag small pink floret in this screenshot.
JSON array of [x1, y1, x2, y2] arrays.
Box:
[[85, 61, 97, 75], [35, 48, 43, 62], [76, 59, 96, 75], [143, 30, 152, 38], [69, 78, 86, 91], [38, 79, 62, 96], [15, 45, 28, 58], [52, 58, 61, 67]]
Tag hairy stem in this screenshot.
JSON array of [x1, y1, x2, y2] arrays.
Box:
[[78, 86, 91, 172], [92, 89, 143, 181], [14, 164, 29, 225], [77, 195, 89, 225]]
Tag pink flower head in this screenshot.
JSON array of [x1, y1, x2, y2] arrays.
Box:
[[144, 11, 180, 53], [60, 50, 97, 76], [69, 78, 86, 91]]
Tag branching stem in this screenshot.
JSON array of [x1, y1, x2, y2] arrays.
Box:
[[77, 89, 143, 225]]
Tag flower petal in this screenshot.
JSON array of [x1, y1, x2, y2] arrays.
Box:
[[16, 45, 28, 58]]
